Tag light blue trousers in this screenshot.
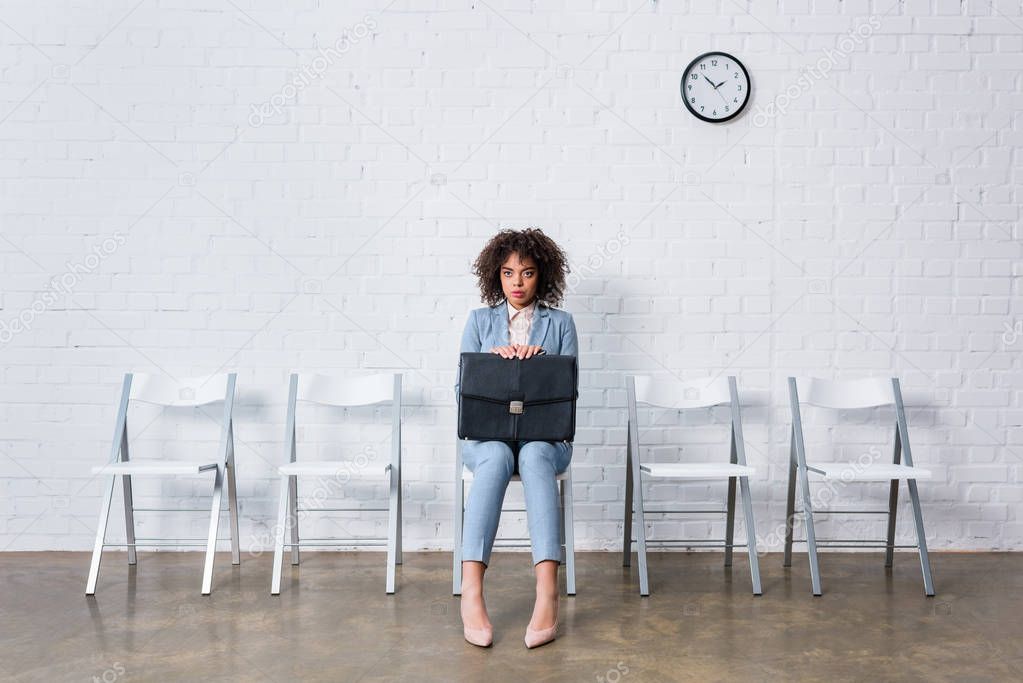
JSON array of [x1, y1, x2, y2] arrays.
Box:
[[461, 439, 572, 567]]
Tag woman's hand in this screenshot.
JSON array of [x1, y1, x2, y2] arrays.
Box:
[[489, 344, 544, 359]]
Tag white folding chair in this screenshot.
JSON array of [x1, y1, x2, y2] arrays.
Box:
[[86, 372, 240, 596], [623, 375, 762, 597], [271, 373, 403, 595], [452, 439, 576, 596], [784, 376, 935, 596]]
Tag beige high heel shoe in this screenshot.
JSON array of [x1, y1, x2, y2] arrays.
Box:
[[524, 595, 559, 649], [460, 596, 493, 648], [463, 624, 493, 648]]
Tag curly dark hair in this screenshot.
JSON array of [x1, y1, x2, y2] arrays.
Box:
[[472, 228, 570, 307]]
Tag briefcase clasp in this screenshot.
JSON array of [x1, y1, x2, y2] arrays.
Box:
[[509, 400, 524, 414]]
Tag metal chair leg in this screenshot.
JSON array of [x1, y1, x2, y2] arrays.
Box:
[[797, 464, 822, 596], [891, 378, 935, 596], [271, 475, 289, 595], [452, 458, 464, 596], [885, 479, 900, 569], [739, 475, 762, 595], [121, 474, 137, 566], [783, 434, 797, 568], [118, 420, 137, 566], [391, 372, 403, 570], [85, 475, 117, 595], [724, 475, 737, 567], [622, 442, 633, 567], [907, 478, 935, 596], [885, 424, 902, 568], [788, 379, 821, 595], [385, 464, 399, 594], [625, 379, 649, 595], [227, 460, 241, 566], [726, 377, 761, 595], [626, 413, 650, 597], [634, 490, 649, 597], [289, 475, 300, 566], [395, 464, 403, 565], [201, 464, 225, 595], [563, 470, 576, 596]]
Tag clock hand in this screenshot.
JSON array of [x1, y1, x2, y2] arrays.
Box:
[[715, 80, 726, 89], [703, 75, 716, 87]]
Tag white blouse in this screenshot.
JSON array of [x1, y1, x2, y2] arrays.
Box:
[[507, 298, 536, 346]]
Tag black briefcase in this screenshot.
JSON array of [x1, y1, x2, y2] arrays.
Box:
[[457, 352, 578, 442]]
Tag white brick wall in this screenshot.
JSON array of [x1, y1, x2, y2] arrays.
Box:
[[0, 0, 1020, 554]]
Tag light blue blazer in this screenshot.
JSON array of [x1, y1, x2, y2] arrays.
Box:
[[461, 299, 578, 357], [455, 298, 579, 402]]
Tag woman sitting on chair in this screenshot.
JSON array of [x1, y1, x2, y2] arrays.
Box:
[[457, 227, 577, 649]]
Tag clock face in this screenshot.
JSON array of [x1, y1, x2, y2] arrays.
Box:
[[680, 52, 750, 123]]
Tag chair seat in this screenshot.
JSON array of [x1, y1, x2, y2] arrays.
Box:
[[91, 461, 219, 475], [278, 461, 391, 476], [461, 465, 569, 482], [640, 462, 755, 479], [806, 462, 931, 481]]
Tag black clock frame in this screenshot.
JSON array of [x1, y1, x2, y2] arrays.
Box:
[[680, 51, 751, 123]]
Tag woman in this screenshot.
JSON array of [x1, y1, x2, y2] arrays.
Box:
[[456, 227, 577, 649]]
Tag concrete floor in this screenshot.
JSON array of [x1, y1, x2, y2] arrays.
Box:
[[0, 551, 1020, 682]]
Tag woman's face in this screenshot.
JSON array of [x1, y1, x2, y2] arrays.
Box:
[[500, 252, 539, 308]]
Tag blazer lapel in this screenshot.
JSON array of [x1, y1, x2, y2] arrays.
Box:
[[528, 302, 551, 348], [492, 303, 510, 346], [494, 299, 550, 348]]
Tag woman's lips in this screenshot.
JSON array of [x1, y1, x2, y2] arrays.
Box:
[[511, 291, 525, 297]]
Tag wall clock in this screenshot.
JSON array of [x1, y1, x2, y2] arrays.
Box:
[[680, 51, 750, 123]]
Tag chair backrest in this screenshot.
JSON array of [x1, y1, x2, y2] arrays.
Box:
[[285, 373, 403, 467], [295, 373, 397, 407], [626, 374, 749, 467], [787, 376, 916, 468], [792, 376, 894, 409], [631, 375, 733, 410], [130, 373, 235, 406], [107, 373, 236, 466]]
